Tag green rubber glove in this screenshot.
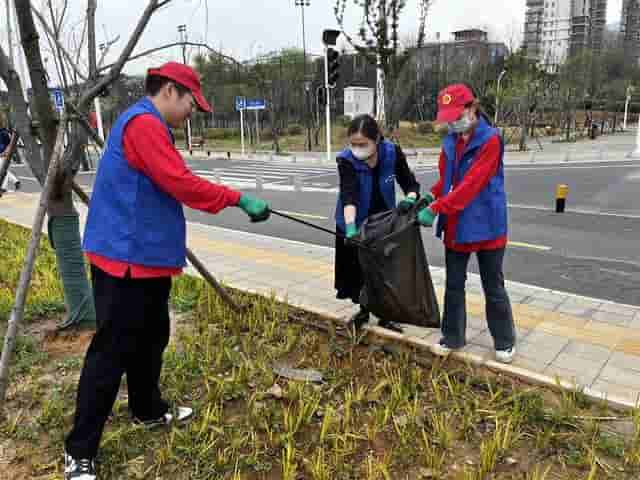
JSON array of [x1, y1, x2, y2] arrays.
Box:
[[417, 206, 436, 227], [345, 223, 358, 239], [424, 192, 435, 206], [397, 195, 417, 213], [238, 194, 270, 222]]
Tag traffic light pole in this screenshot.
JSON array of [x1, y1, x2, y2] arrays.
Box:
[[324, 46, 331, 164]]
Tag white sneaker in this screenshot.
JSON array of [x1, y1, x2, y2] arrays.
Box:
[[431, 339, 458, 357], [64, 451, 96, 480], [495, 346, 516, 364], [139, 406, 193, 429]]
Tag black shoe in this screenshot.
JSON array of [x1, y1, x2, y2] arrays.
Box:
[[378, 320, 404, 333], [14, 180, 20, 191], [347, 309, 370, 330], [64, 451, 96, 480]]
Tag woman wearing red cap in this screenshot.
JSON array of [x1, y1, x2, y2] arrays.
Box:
[[63, 62, 270, 480], [417, 83, 516, 363]]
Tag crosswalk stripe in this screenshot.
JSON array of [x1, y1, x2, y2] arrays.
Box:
[[200, 175, 263, 183], [195, 170, 283, 180], [215, 166, 334, 175]]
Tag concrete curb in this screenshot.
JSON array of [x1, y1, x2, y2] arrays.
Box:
[[263, 289, 640, 412], [2, 211, 638, 411]]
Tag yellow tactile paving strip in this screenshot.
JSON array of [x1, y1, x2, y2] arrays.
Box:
[[2, 191, 639, 357]]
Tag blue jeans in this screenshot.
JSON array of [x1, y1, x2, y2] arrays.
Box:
[[442, 248, 516, 350]]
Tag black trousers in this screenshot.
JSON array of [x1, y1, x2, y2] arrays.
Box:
[[334, 229, 364, 304], [65, 265, 172, 459]]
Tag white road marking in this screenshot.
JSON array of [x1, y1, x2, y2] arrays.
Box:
[[508, 203, 640, 219]]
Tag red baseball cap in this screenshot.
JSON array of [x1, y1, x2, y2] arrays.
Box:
[[436, 84, 475, 123], [147, 62, 212, 113]]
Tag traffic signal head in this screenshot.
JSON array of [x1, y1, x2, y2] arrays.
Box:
[[327, 48, 340, 87]]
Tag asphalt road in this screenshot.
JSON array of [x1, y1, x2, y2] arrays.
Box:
[[9, 157, 640, 306]]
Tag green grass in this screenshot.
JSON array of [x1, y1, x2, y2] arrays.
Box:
[[179, 123, 445, 153], [0, 219, 66, 325], [2, 219, 640, 479]]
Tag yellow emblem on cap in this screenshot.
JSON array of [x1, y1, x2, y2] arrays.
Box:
[[442, 94, 453, 105]]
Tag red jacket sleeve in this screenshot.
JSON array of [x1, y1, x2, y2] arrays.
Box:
[[122, 115, 242, 214], [430, 135, 501, 216], [430, 150, 446, 199]]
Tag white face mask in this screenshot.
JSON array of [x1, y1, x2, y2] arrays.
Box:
[[351, 143, 377, 161], [449, 112, 475, 134]]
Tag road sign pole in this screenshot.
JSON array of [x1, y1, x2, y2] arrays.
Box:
[[324, 46, 331, 164], [255, 109, 260, 146], [240, 108, 245, 156], [94, 98, 105, 142]]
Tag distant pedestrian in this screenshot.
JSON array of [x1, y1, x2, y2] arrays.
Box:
[[0, 127, 20, 194]]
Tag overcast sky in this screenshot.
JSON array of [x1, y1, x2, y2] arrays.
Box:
[[0, 0, 626, 87]]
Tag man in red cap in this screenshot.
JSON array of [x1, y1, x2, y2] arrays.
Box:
[[417, 83, 516, 364], [63, 62, 270, 480]]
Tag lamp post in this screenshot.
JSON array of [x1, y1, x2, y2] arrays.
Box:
[[295, 0, 312, 151], [494, 69, 507, 125], [93, 44, 106, 142], [177, 24, 192, 152]]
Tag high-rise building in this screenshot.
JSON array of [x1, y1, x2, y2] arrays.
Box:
[[523, 0, 545, 60], [570, 0, 591, 58], [589, 0, 608, 55], [621, 0, 640, 65], [523, 0, 608, 69]]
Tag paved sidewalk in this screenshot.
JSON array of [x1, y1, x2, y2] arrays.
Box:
[[2, 192, 640, 408]]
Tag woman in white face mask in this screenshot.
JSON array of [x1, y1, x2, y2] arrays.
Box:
[[334, 114, 421, 332], [417, 83, 517, 364]]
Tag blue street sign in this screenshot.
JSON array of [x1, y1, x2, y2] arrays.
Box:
[[245, 99, 266, 110], [50, 88, 64, 112], [235, 96, 246, 111]]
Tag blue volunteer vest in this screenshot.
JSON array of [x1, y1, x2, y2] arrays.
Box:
[[335, 140, 397, 230], [83, 97, 187, 268], [436, 117, 508, 244]]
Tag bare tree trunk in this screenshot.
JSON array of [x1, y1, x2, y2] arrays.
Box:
[[0, 115, 67, 411], [14, 0, 97, 328], [15, 3, 57, 166], [87, 0, 97, 78]]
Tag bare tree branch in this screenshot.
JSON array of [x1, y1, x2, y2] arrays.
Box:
[[31, 5, 87, 81], [0, 113, 68, 409], [57, 0, 69, 33], [97, 35, 120, 69], [78, 0, 173, 109], [72, 13, 89, 75], [87, 0, 97, 77], [47, 0, 70, 89], [98, 41, 241, 72]]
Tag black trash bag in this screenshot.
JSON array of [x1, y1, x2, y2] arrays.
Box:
[[355, 199, 441, 328]]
